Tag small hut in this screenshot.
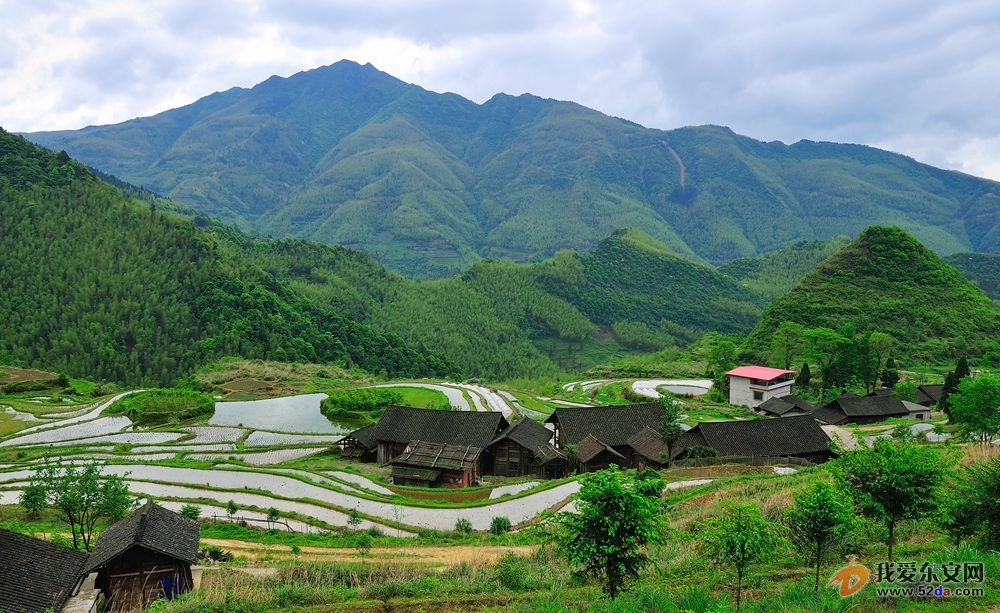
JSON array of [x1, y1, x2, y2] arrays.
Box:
[[337, 422, 378, 462], [488, 418, 556, 477], [574, 434, 627, 472], [84, 500, 200, 611], [390, 440, 482, 488], [626, 426, 672, 469]]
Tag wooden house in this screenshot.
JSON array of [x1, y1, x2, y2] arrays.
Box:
[[0, 528, 91, 613], [915, 384, 944, 407], [545, 403, 663, 461], [487, 418, 565, 478], [371, 406, 507, 469], [626, 426, 672, 469], [756, 394, 813, 418], [337, 422, 378, 462], [812, 393, 909, 425], [84, 500, 200, 611], [672, 415, 835, 464], [574, 434, 628, 472], [390, 440, 482, 488]]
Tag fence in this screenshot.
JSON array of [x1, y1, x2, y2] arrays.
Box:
[[210, 513, 299, 532]]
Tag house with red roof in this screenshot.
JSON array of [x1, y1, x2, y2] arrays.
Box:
[[725, 365, 796, 408]]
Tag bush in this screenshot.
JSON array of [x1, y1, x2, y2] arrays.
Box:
[[321, 388, 403, 421], [494, 552, 537, 591], [490, 516, 512, 535], [179, 504, 201, 520], [109, 388, 214, 424], [455, 517, 473, 534]]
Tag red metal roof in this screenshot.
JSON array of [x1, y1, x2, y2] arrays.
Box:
[[725, 366, 795, 380]]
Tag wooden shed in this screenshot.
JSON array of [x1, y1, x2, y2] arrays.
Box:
[[487, 418, 561, 477], [390, 440, 482, 488], [371, 406, 506, 470], [574, 434, 628, 472], [337, 422, 378, 462], [84, 500, 200, 611]]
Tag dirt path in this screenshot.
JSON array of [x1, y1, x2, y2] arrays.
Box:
[[202, 538, 536, 566]]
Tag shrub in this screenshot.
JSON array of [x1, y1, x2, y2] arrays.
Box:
[[494, 552, 536, 591], [490, 516, 512, 535], [179, 504, 201, 520], [455, 517, 473, 534]]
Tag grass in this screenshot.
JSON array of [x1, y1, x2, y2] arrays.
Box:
[[384, 386, 448, 409]]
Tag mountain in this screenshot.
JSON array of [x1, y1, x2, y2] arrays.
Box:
[[742, 226, 1000, 363], [718, 236, 852, 302], [0, 128, 455, 386], [944, 253, 1000, 303], [26, 61, 1000, 278]]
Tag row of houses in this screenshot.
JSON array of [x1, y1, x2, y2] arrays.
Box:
[[339, 401, 839, 486], [757, 389, 935, 424], [2, 501, 200, 613]]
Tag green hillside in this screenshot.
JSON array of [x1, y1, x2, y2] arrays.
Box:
[[26, 61, 1000, 278], [945, 252, 1000, 302], [742, 226, 1000, 363], [0, 129, 455, 385], [718, 236, 851, 301]]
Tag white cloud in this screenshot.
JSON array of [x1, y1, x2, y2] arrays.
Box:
[[1, 0, 1000, 180]]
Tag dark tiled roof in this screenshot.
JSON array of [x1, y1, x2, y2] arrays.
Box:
[[372, 406, 507, 448], [337, 422, 378, 449], [811, 405, 848, 425], [392, 440, 482, 471], [490, 418, 553, 450], [545, 403, 663, 447], [626, 426, 672, 463], [823, 394, 909, 420], [0, 529, 89, 613], [575, 434, 626, 464], [533, 444, 567, 464], [679, 415, 832, 458], [757, 395, 813, 416], [917, 384, 944, 404], [85, 500, 200, 573]]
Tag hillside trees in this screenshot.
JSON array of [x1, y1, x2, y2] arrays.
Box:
[[784, 482, 854, 592], [702, 501, 781, 612], [950, 374, 1000, 443]]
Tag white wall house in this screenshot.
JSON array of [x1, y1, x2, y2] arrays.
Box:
[[726, 366, 796, 408]]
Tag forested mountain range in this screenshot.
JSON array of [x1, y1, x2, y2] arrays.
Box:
[[26, 61, 1000, 278], [0, 129, 454, 386], [0, 128, 763, 383], [742, 226, 1000, 364]]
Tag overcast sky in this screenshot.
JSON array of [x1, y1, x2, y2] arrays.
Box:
[[3, 0, 1000, 180]]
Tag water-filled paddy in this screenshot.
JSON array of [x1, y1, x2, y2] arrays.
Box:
[[209, 394, 347, 434]]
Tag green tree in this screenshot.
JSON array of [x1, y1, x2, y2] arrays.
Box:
[[347, 507, 363, 530], [179, 504, 201, 520], [783, 482, 854, 592], [832, 439, 949, 562], [658, 398, 684, 466], [950, 374, 1000, 443], [797, 362, 811, 389], [26, 460, 135, 549], [868, 332, 895, 389], [18, 479, 47, 519], [936, 483, 981, 548], [881, 357, 900, 389], [965, 455, 1000, 549], [940, 357, 972, 418], [226, 499, 239, 519], [701, 501, 780, 612], [893, 380, 917, 403], [770, 322, 806, 370], [267, 507, 281, 529], [490, 516, 512, 535], [803, 327, 846, 392], [559, 468, 664, 599]]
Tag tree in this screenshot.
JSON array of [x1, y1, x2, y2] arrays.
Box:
[[26, 460, 135, 549], [937, 485, 981, 548], [797, 362, 811, 389], [701, 501, 780, 612], [940, 357, 972, 418], [347, 507, 363, 530], [267, 507, 281, 529], [19, 478, 47, 519], [965, 455, 1000, 549], [179, 504, 201, 520], [559, 468, 664, 599], [783, 482, 854, 592], [868, 332, 895, 389], [770, 322, 806, 370], [707, 339, 738, 375], [490, 516, 512, 535], [226, 499, 239, 519], [950, 374, 1000, 443], [832, 439, 949, 562], [893, 380, 916, 403], [803, 327, 846, 392], [658, 398, 684, 466]]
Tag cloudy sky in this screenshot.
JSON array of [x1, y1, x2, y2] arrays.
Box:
[[3, 0, 1000, 180]]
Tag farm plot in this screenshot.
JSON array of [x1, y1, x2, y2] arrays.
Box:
[[185, 448, 326, 465], [631, 379, 712, 399], [131, 443, 237, 453], [157, 501, 314, 533], [23, 431, 183, 448], [373, 383, 470, 411], [9, 392, 135, 436], [3, 406, 42, 422], [326, 471, 394, 496], [180, 426, 246, 443], [244, 431, 342, 447], [0, 416, 131, 446], [209, 394, 345, 434]]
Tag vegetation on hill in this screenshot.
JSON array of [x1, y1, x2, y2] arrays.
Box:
[[945, 253, 1000, 302], [718, 236, 851, 302], [106, 389, 215, 424], [27, 61, 1000, 277], [0, 128, 455, 386], [742, 226, 1000, 363]]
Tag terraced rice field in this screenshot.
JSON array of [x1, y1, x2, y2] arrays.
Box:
[[244, 431, 343, 446], [185, 448, 327, 465], [180, 426, 247, 443], [0, 416, 131, 446]]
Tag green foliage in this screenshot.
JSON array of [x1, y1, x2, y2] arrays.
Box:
[[559, 468, 664, 599], [700, 501, 780, 612], [179, 504, 201, 520], [719, 237, 851, 302], [893, 380, 916, 403], [320, 388, 403, 421], [686, 445, 718, 458], [455, 517, 473, 534], [25, 459, 136, 549], [109, 389, 214, 424], [29, 63, 1000, 278], [945, 252, 1000, 301], [950, 374, 1000, 442], [965, 456, 1000, 550], [743, 226, 1000, 365], [226, 499, 239, 518], [658, 400, 684, 464], [832, 438, 950, 562], [490, 516, 512, 536], [797, 362, 811, 388], [783, 481, 854, 592]]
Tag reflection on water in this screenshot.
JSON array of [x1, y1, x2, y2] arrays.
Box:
[[210, 393, 346, 434]]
